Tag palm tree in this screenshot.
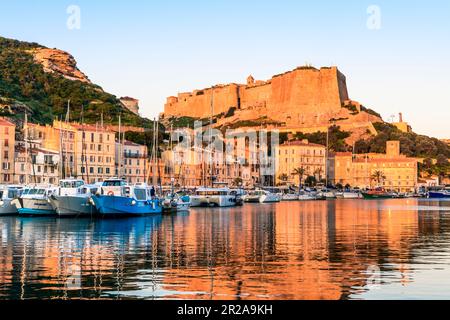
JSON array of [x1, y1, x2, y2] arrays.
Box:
[[292, 167, 306, 191], [371, 170, 386, 187]]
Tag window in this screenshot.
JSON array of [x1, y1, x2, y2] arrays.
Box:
[[4, 140, 8, 147], [90, 167, 94, 174], [106, 168, 110, 174], [91, 133, 95, 143]]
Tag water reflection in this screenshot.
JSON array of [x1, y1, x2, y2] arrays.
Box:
[[1, 199, 450, 300]]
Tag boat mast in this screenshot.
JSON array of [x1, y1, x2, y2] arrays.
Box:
[[24, 113, 29, 185], [209, 88, 214, 188], [118, 115, 122, 179]]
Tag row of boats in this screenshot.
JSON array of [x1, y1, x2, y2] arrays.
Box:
[[1, 180, 448, 218]]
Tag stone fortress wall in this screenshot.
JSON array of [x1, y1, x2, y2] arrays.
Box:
[[163, 66, 350, 126]]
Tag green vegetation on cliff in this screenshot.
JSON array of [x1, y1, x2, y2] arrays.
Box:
[[0, 36, 150, 127], [355, 122, 450, 159]]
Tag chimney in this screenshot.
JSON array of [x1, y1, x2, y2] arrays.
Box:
[[399, 113, 403, 123]]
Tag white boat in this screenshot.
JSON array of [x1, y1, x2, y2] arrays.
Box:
[[298, 191, 316, 201], [162, 193, 191, 213], [190, 187, 239, 207], [242, 191, 262, 203], [18, 186, 58, 216], [258, 190, 281, 203], [0, 186, 23, 216], [343, 191, 361, 199], [49, 179, 99, 217], [281, 193, 299, 201]]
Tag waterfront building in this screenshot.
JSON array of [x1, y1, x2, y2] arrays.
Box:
[[14, 143, 60, 185], [71, 123, 116, 184], [328, 141, 418, 192], [116, 140, 148, 184], [25, 120, 116, 183], [0, 118, 16, 184], [275, 140, 326, 186]]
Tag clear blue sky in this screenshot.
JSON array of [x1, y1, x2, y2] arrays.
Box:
[[1, 0, 449, 138]]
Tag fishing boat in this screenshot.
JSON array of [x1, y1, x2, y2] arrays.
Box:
[[18, 186, 58, 216], [361, 188, 396, 200], [49, 179, 99, 217], [190, 187, 239, 207], [0, 186, 24, 216], [92, 179, 162, 217]]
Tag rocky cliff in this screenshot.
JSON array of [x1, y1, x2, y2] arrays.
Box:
[[0, 36, 149, 127], [30, 48, 90, 84]]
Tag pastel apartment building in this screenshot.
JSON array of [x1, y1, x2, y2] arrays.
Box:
[[0, 118, 16, 184], [275, 139, 326, 186], [328, 141, 418, 192]]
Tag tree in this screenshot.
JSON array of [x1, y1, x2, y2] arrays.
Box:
[[292, 167, 306, 190], [436, 154, 449, 167], [371, 170, 386, 187], [314, 167, 324, 181], [305, 176, 317, 187]]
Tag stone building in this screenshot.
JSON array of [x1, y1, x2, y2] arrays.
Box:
[[328, 141, 418, 192], [275, 140, 326, 186]]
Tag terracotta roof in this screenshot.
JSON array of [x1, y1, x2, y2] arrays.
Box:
[[71, 123, 113, 133], [123, 140, 146, 147], [353, 157, 417, 164], [281, 140, 325, 148], [0, 117, 15, 127]]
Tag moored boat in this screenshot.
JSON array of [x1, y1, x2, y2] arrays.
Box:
[[18, 186, 58, 216], [190, 187, 239, 207], [92, 179, 162, 217], [361, 188, 396, 200], [0, 186, 23, 216], [162, 192, 191, 213], [428, 190, 450, 199], [49, 179, 99, 217]]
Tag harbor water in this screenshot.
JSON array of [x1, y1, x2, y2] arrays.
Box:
[[1, 198, 450, 300]]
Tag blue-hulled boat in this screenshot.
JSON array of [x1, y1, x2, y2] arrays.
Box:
[[92, 179, 162, 217], [428, 190, 450, 199], [18, 186, 58, 216]]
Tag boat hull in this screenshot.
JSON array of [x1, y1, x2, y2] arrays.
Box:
[[49, 195, 98, 217], [361, 192, 394, 200], [18, 198, 56, 216], [92, 195, 162, 217], [428, 191, 450, 199], [190, 196, 237, 207], [0, 199, 20, 216]]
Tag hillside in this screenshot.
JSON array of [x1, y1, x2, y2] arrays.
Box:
[[0, 36, 151, 127]]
